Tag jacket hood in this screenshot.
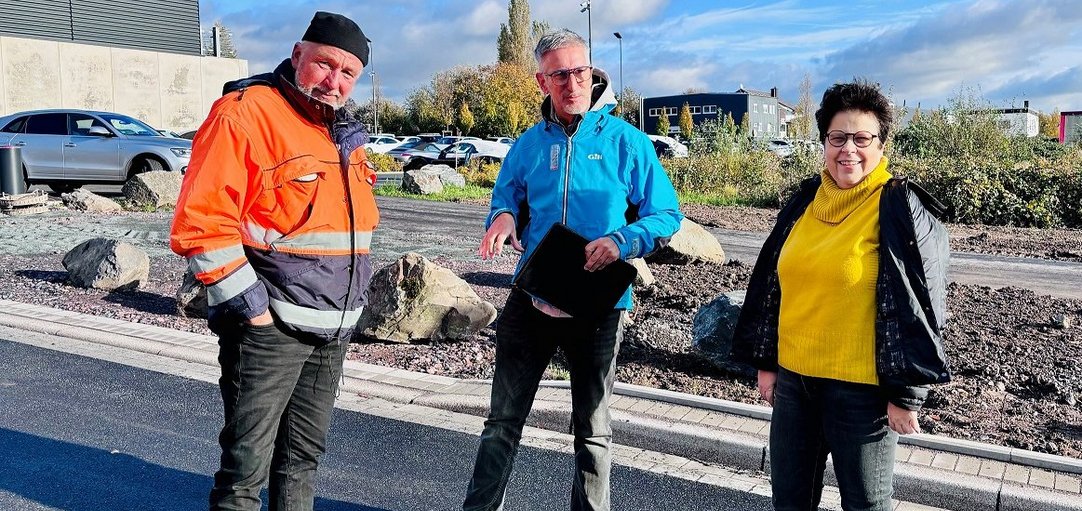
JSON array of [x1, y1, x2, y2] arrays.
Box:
[[540, 67, 618, 124]]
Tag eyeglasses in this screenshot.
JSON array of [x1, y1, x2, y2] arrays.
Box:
[[825, 130, 878, 148], [544, 65, 593, 86]]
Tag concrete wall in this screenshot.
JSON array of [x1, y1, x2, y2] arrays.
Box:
[[0, 35, 247, 132]]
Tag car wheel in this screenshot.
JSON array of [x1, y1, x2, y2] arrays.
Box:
[[49, 182, 80, 194], [128, 156, 166, 179]]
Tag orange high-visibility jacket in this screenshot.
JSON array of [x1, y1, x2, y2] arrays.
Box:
[[171, 64, 379, 342]]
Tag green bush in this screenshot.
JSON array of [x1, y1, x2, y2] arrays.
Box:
[[889, 90, 1082, 227], [459, 161, 501, 187], [365, 149, 403, 173]]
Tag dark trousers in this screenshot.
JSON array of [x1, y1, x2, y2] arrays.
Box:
[[463, 289, 623, 511], [769, 367, 898, 511], [210, 322, 345, 511]]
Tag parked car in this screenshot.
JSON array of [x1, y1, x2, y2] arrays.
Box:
[[487, 136, 515, 145], [767, 139, 794, 157], [386, 139, 434, 162], [364, 135, 402, 153], [417, 133, 442, 143], [392, 142, 445, 164], [0, 109, 192, 192], [647, 135, 689, 158], [403, 140, 509, 170], [435, 135, 480, 146], [396, 136, 421, 144], [178, 130, 198, 140]]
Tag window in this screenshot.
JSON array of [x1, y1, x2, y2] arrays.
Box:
[[767, 123, 774, 133], [648, 108, 659, 117], [703, 105, 717, 114], [666, 107, 677, 116], [690, 106, 701, 114], [753, 104, 760, 113], [25, 113, 68, 135], [69, 114, 110, 136], [1, 116, 27, 133]]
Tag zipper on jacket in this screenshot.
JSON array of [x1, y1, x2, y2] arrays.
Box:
[[561, 121, 582, 225]]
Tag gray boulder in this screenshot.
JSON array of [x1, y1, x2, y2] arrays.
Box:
[[176, 268, 208, 318], [62, 238, 150, 290], [61, 189, 123, 212], [421, 164, 466, 188], [122, 170, 182, 209], [402, 168, 445, 195], [629, 258, 655, 288], [357, 252, 497, 342], [649, 218, 726, 265], [691, 290, 754, 375]]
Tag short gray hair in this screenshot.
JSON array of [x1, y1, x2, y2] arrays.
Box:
[[534, 29, 588, 65]]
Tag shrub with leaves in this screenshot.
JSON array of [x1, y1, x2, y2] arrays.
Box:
[[365, 150, 403, 173]]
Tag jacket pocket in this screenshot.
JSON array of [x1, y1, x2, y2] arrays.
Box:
[[256, 157, 328, 237]]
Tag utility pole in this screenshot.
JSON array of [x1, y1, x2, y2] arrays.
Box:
[[613, 32, 623, 101], [580, 0, 592, 63], [370, 72, 379, 134]]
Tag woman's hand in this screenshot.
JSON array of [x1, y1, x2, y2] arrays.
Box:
[[887, 402, 921, 435], [758, 370, 777, 406]]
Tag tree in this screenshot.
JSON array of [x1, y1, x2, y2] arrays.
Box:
[[497, 0, 533, 69], [910, 106, 923, 125], [739, 112, 750, 135], [678, 102, 694, 141], [203, 21, 238, 58], [791, 73, 815, 139], [617, 86, 642, 127], [723, 112, 736, 134], [656, 113, 670, 136], [1039, 109, 1060, 138], [458, 102, 475, 135]]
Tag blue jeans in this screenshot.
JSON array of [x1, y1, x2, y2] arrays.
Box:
[[769, 367, 897, 511], [463, 289, 623, 511], [210, 322, 345, 511]]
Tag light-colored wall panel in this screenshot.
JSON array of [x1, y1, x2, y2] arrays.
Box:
[[0, 35, 246, 132], [159, 52, 201, 131], [201, 56, 250, 121], [59, 42, 113, 111], [3, 37, 62, 112], [111, 47, 162, 128]]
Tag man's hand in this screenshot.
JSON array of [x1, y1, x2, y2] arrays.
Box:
[[758, 370, 777, 406], [479, 213, 523, 260], [246, 310, 274, 326], [584, 237, 620, 271], [887, 402, 921, 435]]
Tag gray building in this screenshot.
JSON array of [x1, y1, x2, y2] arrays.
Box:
[[641, 86, 788, 139], [0, 0, 201, 55]]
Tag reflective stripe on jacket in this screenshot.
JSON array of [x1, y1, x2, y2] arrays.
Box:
[[170, 60, 379, 342]]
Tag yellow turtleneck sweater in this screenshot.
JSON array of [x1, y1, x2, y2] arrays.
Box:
[[777, 158, 892, 385]]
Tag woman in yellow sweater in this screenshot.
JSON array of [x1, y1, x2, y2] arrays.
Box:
[[732, 80, 951, 511]]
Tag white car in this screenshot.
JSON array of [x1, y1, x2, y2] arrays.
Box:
[[364, 135, 402, 154], [646, 135, 689, 158]]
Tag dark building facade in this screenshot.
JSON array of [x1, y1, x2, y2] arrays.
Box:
[[641, 87, 786, 139], [0, 0, 201, 55]]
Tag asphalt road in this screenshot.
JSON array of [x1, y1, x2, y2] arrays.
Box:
[[0, 337, 773, 511]]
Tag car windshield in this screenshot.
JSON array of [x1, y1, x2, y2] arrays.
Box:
[[98, 113, 160, 137]]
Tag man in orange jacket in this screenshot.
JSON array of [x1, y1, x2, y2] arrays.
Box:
[[170, 11, 378, 510]]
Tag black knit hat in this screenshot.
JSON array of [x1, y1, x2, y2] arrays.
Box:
[[301, 11, 370, 66]]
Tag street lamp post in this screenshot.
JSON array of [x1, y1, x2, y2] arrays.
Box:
[[613, 32, 623, 101], [370, 71, 379, 134], [580, 0, 592, 63]]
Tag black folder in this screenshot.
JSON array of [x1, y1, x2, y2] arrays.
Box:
[[512, 223, 637, 319]]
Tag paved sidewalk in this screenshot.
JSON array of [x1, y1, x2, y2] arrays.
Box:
[[1, 299, 1079, 511]]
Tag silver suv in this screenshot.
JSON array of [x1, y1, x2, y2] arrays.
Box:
[[0, 109, 192, 193]]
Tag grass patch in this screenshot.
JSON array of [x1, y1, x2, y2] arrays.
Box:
[[373, 184, 493, 202]]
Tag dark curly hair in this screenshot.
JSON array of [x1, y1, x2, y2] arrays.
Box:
[[815, 79, 892, 145]]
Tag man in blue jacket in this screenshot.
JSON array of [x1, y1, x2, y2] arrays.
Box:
[[462, 29, 682, 511]]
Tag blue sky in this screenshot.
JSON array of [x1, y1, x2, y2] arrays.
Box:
[[200, 0, 1082, 113]]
